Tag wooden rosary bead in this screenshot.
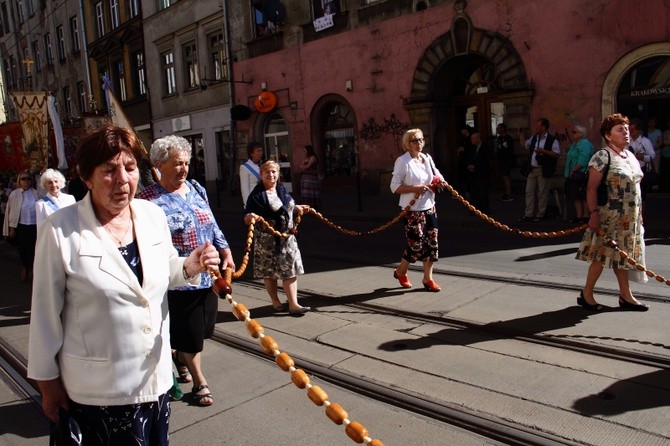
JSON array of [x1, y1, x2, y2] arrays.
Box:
[[260, 335, 278, 355], [325, 403, 347, 424], [291, 369, 310, 388], [245, 319, 264, 338], [307, 385, 328, 406], [275, 352, 294, 371], [212, 278, 232, 297], [345, 421, 368, 443], [232, 303, 249, 321], [368, 439, 385, 446]]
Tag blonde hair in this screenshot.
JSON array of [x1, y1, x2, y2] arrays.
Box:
[[260, 160, 280, 173], [401, 129, 423, 152]]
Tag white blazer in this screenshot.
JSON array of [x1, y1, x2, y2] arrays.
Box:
[[27, 194, 199, 406], [35, 192, 76, 229]]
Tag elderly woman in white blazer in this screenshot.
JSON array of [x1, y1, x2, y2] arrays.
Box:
[[27, 125, 220, 445], [35, 168, 76, 229]]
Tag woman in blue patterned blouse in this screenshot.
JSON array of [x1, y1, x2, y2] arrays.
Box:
[[138, 135, 235, 406]]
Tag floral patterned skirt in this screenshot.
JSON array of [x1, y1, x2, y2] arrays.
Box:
[[401, 207, 439, 263], [253, 229, 305, 279]]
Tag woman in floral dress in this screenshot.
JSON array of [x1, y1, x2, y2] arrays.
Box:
[[244, 160, 311, 315], [575, 113, 649, 311]]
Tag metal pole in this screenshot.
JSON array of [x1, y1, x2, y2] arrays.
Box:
[[222, 0, 238, 197]]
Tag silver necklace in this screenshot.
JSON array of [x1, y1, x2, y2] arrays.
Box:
[[106, 220, 132, 246]]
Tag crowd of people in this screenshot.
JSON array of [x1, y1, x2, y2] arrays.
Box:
[[0, 114, 659, 443]]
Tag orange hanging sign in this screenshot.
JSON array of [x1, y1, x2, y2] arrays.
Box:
[[254, 90, 278, 113]]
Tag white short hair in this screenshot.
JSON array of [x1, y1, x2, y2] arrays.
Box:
[[40, 168, 66, 190], [150, 135, 192, 164]]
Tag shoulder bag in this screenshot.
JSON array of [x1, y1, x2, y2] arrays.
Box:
[[594, 150, 611, 206]]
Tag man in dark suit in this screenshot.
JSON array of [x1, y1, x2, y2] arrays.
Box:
[[467, 132, 492, 213]]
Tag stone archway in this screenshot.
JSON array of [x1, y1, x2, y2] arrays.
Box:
[[601, 42, 670, 119], [405, 22, 531, 183], [408, 29, 528, 103]]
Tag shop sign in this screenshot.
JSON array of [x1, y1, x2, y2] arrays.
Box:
[[255, 90, 278, 113]]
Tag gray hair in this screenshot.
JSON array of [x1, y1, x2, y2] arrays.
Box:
[[40, 168, 66, 190], [573, 125, 588, 138], [149, 135, 192, 164]]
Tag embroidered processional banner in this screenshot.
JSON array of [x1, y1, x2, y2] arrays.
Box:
[[10, 91, 48, 171]]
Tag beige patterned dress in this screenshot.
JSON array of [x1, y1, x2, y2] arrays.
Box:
[[575, 147, 645, 274]]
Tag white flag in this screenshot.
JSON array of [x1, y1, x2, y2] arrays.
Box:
[[47, 95, 67, 170]]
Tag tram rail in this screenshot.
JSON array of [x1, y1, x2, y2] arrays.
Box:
[[2, 262, 667, 445]]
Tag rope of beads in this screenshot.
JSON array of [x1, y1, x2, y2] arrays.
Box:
[[598, 233, 670, 286], [207, 181, 665, 444], [209, 259, 384, 446], [242, 179, 667, 287]]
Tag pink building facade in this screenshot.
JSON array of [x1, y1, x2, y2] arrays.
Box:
[[230, 0, 670, 194]]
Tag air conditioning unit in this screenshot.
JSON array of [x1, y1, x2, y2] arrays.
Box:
[[172, 115, 191, 132]]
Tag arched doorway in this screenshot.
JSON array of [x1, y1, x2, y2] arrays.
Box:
[[601, 42, 670, 123], [405, 13, 533, 189], [310, 95, 358, 193]]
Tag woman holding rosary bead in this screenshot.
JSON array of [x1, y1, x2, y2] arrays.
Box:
[[390, 128, 444, 292]]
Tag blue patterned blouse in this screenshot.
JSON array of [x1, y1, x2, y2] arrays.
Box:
[[137, 180, 229, 290]]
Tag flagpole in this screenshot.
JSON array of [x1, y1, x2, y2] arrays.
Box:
[[102, 76, 159, 183]]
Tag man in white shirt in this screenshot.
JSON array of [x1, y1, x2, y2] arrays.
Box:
[[519, 117, 560, 222], [239, 141, 264, 208], [628, 119, 656, 201]]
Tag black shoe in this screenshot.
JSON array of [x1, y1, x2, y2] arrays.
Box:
[[533, 216, 543, 222], [577, 291, 603, 311], [518, 216, 534, 222], [501, 195, 513, 202], [289, 306, 311, 316], [618, 296, 649, 312]]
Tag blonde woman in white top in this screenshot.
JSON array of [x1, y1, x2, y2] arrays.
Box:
[[35, 168, 76, 229], [390, 129, 444, 292]]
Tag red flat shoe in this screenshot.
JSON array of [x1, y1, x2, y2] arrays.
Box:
[[393, 269, 412, 288], [422, 280, 441, 292]]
